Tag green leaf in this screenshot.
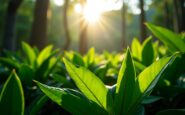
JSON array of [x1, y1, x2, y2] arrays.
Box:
[[35, 50, 58, 81], [114, 49, 136, 115], [94, 65, 108, 81], [134, 60, 146, 72], [35, 81, 105, 115], [141, 37, 154, 66], [161, 53, 185, 85], [146, 23, 185, 52], [131, 38, 142, 60], [0, 57, 20, 69], [22, 42, 36, 67], [128, 54, 178, 114], [37, 45, 53, 66], [0, 70, 24, 115], [63, 58, 113, 112], [27, 94, 49, 115], [72, 52, 85, 67], [156, 109, 185, 115], [18, 64, 34, 85], [52, 74, 68, 84], [51, 74, 74, 87], [44, 56, 60, 78], [84, 47, 95, 67], [106, 84, 116, 100], [142, 96, 162, 104]]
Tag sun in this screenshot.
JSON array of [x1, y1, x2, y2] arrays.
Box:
[[83, 4, 103, 23], [74, 1, 104, 24], [53, 0, 64, 6], [74, 0, 123, 24]]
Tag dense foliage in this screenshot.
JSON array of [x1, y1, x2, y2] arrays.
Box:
[[0, 24, 185, 115]]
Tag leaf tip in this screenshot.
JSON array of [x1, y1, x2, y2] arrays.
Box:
[[33, 80, 39, 84], [63, 58, 71, 66], [126, 47, 131, 52]]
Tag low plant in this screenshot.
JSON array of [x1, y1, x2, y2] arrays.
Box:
[[35, 49, 180, 115]]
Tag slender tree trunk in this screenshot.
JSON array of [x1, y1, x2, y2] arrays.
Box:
[[2, 0, 22, 51], [121, 1, 127, 48], [63, 0, 71, 50], [79, 0, 87, 55], [173, 0, 180, 32], [139, 0, 146, 42], [164, 0, 170, 28], [173, 0, 185, 32], [30, 0, 49, 49], [179, 0, 185, 32]]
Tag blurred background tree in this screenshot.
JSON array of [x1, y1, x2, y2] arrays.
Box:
[[139, 0, 146, 42], [30, 0, 49, 49], [79, 0, 88, 54], [0, 0, 184, 52], [63, 0, 71, 50], [2, 0, 23, 51]]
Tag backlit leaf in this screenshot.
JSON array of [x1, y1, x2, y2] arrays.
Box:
[[114, 49, 136, 115], [0, 70, 24, 115], [63, 58, 113, 112]]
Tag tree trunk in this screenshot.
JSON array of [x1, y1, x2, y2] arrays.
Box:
[[173, 0, 180, 32], [179, 0, 185, 32], [121, 1, 127, 48], [30, 0, 49, 49], [173, 0, 185, 33], [79, 0, 87, 55], [63, 0, 71, 50], [2, 0, 22, 51], [164, 0, 170, 28], [139, 0, 146, 42]]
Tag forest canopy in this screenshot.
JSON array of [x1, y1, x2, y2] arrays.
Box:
[[0, 0, 184, 52]]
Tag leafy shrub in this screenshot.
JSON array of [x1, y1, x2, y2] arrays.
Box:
[[35, 49, 182, 115], [0, 23, 185, 115]]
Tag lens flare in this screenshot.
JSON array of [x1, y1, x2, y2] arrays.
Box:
[[83, 4, 102, 23]]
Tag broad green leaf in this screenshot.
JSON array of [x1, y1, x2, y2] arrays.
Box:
[[153, 41, 160, 59], [146, 23, 185, 52], [127, 54, 178, 114], [51, 74, 74, 87], [142, 96, 162, 104], [134, 60, 146, 72], [35, 81, 105, 115], [84, 47, 95, 67], [18, 64, 34, 85], [161, 53, 185, 85], [94, 65, 108, 81], [114, 49, 136, 115], [27, 94, 49, 115], [0, 57, 20, 69], [35, 50, 58, 81], [63, 58, 113, 111], [131, 38, 142, 60], [72, 52, 85, 66], [22, 42, 36, 67], [0, 70, 24, 115], [156, 109, 185, 115], [52, 74, 68, 84], [37, 45, 53, 66], [64, 51, 73, 60], [44, 56, 60, 78], [141, 37, 154, 66]]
